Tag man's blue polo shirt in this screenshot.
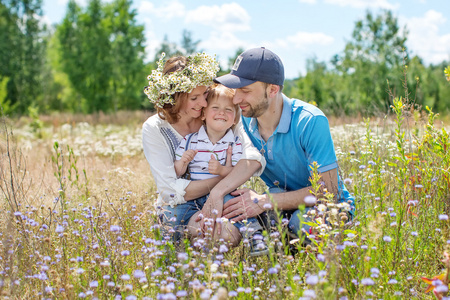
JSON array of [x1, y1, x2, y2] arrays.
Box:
[[242, 95, 353, 205]]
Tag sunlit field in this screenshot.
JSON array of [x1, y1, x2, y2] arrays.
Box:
[[1, 101, 450, 299]]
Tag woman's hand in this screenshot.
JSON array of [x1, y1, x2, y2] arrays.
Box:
[[195, 197, 224, 237], [222, 189, 270, 222]]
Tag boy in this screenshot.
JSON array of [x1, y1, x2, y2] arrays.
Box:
[[174, 83, 269, 256]]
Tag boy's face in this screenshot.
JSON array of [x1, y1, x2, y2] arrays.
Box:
[[202, 95, 237, 134]]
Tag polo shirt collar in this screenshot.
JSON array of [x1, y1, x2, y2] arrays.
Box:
[[247, 94, 292, 135], [221, 128, 235, 143], [199, 125, 235, 144], [198, 125, 209, 141]]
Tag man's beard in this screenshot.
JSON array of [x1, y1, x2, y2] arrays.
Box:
[[242, 91, 269, 118]]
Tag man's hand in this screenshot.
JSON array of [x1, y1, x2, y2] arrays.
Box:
[[222, 189, 269, 222]]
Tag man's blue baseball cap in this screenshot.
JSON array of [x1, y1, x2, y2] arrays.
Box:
[[214, 47, 285, 89]]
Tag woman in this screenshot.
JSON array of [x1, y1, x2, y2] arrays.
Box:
[[142, 52, 265, 245]]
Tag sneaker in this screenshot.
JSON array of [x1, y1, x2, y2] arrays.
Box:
[[249, 232, 269, 257]]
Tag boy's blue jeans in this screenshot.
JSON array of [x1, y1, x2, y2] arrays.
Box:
[[160, 194, 262, 240]]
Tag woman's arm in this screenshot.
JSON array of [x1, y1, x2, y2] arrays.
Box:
[[142, 116, 223, 205], [208, 159, 261, 201], [143, 117, 189, 206]]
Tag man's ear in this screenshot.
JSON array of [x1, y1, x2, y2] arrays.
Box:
[[267, 84, 280, 97]]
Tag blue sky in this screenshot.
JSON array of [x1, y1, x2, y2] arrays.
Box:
[[43, 0, 450, 79]]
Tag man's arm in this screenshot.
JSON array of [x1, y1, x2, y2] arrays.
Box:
[[222, 168, 338, 221], [272, 168, 338, 209]]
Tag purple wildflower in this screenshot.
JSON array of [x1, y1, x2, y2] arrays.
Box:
[[361, 278, 375, 286], [306, 275, 319, 285]]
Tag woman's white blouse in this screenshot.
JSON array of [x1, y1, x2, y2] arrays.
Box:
[[142, 114, 266, 207]]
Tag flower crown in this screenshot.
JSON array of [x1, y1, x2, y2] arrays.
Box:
[[144, 52, 220, 108]]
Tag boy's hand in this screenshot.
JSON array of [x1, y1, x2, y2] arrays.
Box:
[[180, 149, 197, 164], [208, 146, 233, 177], [208, 154, 222, 175]]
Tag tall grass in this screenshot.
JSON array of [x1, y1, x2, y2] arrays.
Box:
[[1, 99, 449, 299]]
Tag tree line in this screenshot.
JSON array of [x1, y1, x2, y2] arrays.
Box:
[[1, 0, 449, 117]]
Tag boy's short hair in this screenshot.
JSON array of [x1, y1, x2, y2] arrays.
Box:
[[205, 83, 240, 125]]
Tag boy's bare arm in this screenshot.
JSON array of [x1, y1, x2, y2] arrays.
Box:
[[174, 149, 197, 177]]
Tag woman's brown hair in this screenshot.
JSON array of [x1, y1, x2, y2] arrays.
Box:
[[156, 56, 189, 124]]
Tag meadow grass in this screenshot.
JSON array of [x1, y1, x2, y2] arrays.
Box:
[[1, 101, 450, 300]]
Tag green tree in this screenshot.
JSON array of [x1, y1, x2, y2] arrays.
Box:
[[0, 0, 47, 114], [104, 0, 146, 110], [336, 10, 408, 114], [40, 33, 82, 112], [57, 0, 146, 113]]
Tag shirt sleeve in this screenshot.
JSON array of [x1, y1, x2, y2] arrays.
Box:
[[233, 120, 266, 176], [175, 136, 188, 161], [142, 117, 190, 207], [301, 115, 338, 174]]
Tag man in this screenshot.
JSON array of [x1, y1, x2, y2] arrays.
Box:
[[214, 47, 354, 238]]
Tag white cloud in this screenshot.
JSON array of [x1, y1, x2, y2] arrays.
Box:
[[274, 31, 335, 49], [185, 3, 251, 32], [140, 0, 185, 19], [299, 0, 317, 3], [200, 31, 248, 52], [325, 0, 399, 10], [403, 10, 450, 64], [140, 1, 155, 14]]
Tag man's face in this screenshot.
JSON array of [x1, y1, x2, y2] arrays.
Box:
[[233, 82, 269, 118]]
